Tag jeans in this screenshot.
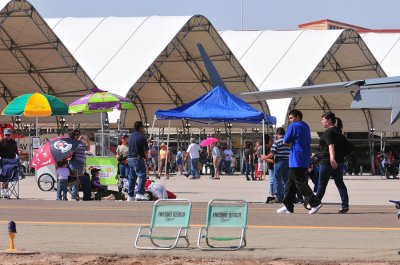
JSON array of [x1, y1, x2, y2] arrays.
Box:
[[71, 174, 91, 201], [119, 163, 130, 178], [224, 160, 231, 174], [57, 179, 68, 200], [245, 162, 254, 179], [128, 157, 147, 197], [189, 158, 199, 177], [283, 167, 321, 212], [317, 162, 349, 209], [274, 160, 289, 201], [268, 169, 275, 196]]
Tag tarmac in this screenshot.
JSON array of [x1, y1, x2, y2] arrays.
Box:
[[0, 172, 400, 262]]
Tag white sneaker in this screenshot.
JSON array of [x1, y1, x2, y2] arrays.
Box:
[[277, 206, 292, 214], [127, 196, 135, 202], [3, 190, 10, 199], [0, 189, 4, 198], [309, 204, 323, 214], [135, 194, 148, 201]]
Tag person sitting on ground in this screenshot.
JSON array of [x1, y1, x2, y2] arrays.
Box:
[[56, 159, 70, 201], [90, 168, 107, 193]]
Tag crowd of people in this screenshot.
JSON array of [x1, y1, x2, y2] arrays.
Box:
[[1, 110, 364, 210], [257, 110, 351, 214]]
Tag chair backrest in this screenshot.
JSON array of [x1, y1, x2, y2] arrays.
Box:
[[151, 199, 192, 228], [205, 199, 248, 228]]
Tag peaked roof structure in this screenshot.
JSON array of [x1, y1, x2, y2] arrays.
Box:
[[46, 15, 269, 129], [155, 86, 276, 124], [0, 0, 95, 126], [220, 29, 387, 132]]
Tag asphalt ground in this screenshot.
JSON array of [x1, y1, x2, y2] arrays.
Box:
[[0, 173, 400, 261]]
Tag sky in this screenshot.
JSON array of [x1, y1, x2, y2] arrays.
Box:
[[29, 0, 400, 31]]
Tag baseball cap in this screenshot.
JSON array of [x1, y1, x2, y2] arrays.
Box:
[[120, 133, 128, 139], [4, 128, 11, 135], [91, 168, 101, 175]]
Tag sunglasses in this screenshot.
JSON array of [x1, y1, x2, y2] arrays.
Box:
[[5, 134, 10, 136]]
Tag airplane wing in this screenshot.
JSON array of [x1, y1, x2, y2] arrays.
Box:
[[237, 81, 363, 101], [237, 76, 400, 125]]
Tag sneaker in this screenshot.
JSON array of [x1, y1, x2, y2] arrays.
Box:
[[0, 189, 4, 198], [269, 199, 282, 204], [309, 204, 323, 214], [277, 206, 292, 214], [184, 173, 189, 178], [127, 196, 135, 201], [135, 194, 149, 201], [338, 208, 349, 214], [3, 190, 10, 199], [265, 196, 275, 204]]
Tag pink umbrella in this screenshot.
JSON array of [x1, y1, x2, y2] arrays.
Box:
[[200, 137, 219, 147]]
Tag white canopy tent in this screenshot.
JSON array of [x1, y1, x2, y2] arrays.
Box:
[[46, 15, 270, 130], [220, 29, 386, 133], [0, 0, 97, 128]]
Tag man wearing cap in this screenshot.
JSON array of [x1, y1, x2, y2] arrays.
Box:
[[68, 129, 91, 201], [185, 138, 201, 179], [127, 121, 149, 201], [0, 128, 20, 198]]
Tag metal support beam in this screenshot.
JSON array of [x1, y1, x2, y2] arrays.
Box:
[[312, 95, 331, 113], [0, 79, 14, 104], [152, 68, 184, 106], [0, 25, 55, 95], [28, 7, 94, 91], [127, 15, 210, 124]]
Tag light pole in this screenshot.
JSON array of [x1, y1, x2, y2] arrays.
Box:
[[370, 127, 375, 175], [227, 122, 233, 147], [185, 122, 191, 144], [144, 122, 150, 137], [15, 117, 21, 146], [59, 117, 65, 136]]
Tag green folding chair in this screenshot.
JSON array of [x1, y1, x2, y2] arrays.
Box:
[[197, 199, 248, 250], [135, 199, 192, 250]]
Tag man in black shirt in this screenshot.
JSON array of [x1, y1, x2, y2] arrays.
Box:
[[127, 121, 149, 201]]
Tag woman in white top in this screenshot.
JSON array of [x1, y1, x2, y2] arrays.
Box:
[[211, 141, 221, 180], [116, 134, 129, 178]]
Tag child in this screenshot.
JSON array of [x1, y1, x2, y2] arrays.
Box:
[[56, 159, 70, 201], [91, 168, 107, 192]]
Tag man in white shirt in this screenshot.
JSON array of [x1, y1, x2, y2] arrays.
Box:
[[223, 145, 234, 175], [185, 138, 201, 179]]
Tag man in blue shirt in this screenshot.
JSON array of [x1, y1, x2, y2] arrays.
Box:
[[277, 109, 322, 214], [127, 121, 149, 201]]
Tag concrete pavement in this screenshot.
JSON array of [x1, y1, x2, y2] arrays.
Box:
[[0, 173, 399, 262]]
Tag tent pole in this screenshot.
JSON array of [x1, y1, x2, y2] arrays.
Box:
[[262, 119, 266, 176], [149, 115, 156, 140], [36, 116, 39, 136], [101, 112, 104, 156], [164, 120, 171, 187]]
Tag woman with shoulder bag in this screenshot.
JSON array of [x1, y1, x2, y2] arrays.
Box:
[[116, 134, 130, 180], [317, 112, 349, 214]]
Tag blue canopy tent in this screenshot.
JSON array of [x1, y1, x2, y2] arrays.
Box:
[[152, 86, 276, 177], [155, 86, 276, 125]]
